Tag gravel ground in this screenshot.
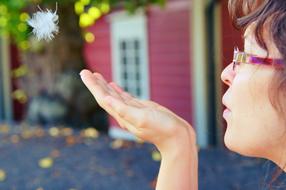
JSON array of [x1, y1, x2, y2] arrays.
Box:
[[0, 125, 284, 190]]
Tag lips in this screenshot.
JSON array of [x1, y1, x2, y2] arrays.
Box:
[[222, 95, 231, 119], [223, 108, 231, 119], [222, 96, 231, 111]]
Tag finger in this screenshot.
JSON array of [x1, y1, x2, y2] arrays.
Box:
[[109, 82, 131, 102], [102, 102, 138, 133], [93, 72, 115, 93], [121, 120, 140, 136], [93, 72, 111, 90], [93, 72, 105, 81], [139, 99, 159, 108], [139, 99, 175, 116], [80, 70, 122, 118], [80, 70, 110, 105], [109, 82, 143, 107], [139, 99, 169, 111], [80, 70, 134, 131], [113, 116, 127, 130], [81, 70, 124, 108], [90, 91, 138, 133], [109, 82, 124, 93], [109, 82, 133, 100], [143, 100, 182, 126], [93, 73, 125, 101], [104, 95, 143, 126]]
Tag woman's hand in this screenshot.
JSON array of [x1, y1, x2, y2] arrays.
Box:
[[80, 70, 196, 152]]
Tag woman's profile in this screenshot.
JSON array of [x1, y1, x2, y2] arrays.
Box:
[[80, 0, 286, 189]]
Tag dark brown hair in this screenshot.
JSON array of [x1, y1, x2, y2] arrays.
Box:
[[228, 0, 286, 189], [228, 0, 286, 126]]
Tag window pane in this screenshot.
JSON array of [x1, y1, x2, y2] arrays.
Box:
[[136, 88, 141, 96], [120, 41, 126, 50], [134, 39, 140, 50]]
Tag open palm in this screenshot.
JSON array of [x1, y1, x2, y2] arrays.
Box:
[[80, 70, 195, 149]]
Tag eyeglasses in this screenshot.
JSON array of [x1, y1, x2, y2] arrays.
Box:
[[232, 47, 285, 71]]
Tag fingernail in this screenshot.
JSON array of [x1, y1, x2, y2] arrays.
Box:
[[79, 69, 89, 76]]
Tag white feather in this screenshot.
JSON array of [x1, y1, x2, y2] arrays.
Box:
[[27, 5, 59, 41]]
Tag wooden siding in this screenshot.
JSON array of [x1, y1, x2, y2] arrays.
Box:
[[84, 17, 112, 81], [148, 2, 193, 124]]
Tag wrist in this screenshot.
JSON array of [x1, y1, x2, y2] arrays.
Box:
[[157, 126, 197, 156]]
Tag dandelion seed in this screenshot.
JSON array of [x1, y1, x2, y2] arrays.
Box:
[[27, 3, 59, 41]]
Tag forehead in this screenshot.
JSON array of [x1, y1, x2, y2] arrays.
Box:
[[243, 24, 268, 57], [243, 23, 255, 40], [243, 23, 282, 59]]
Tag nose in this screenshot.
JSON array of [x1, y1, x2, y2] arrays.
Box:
[[221, 63, 235, 86]]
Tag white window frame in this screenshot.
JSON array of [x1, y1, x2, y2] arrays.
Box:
[[109, 10, 150, 100]]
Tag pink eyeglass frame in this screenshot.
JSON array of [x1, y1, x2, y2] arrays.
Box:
[[232, 47, 285, 70]]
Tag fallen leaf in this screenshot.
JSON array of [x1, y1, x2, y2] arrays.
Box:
[[83, 128, 99, 139], [110, 139, 134, 149], [0, 169, 6, 182], [10, 135, 20, 144], [0, 124, 10, 134], [61, 127, 73, 136], [34, 128, 45, 137], [50, 149, 60, 158], [110, 139, 124, 149], [49, 127, 60, 137], [65, 136, 77, 146], [21, 129, 33, 139], [39, 157, 53, 169], [152, 150, 161, 161]]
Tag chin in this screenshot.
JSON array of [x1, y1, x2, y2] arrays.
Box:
[[224, 132, 236, 151], [224, 133, 261, 157], [224, 130, 251, 156]]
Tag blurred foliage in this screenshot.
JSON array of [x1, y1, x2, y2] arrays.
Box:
[[0, 0, 165, 49]]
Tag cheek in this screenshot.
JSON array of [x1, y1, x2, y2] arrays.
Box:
[[224, 70, 284, 157], [225, 108, 284, 158], [224, 77, 258, 155]]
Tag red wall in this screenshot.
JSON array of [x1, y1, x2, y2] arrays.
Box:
[[84, 17, 112, 81], [84, 0, 193, 129], [148, 1, 192, 124]]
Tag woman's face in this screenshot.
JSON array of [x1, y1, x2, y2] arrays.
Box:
[[221, 24, 286, 162]]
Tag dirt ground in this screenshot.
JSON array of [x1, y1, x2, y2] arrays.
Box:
[[0, 125, 284, 190]]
